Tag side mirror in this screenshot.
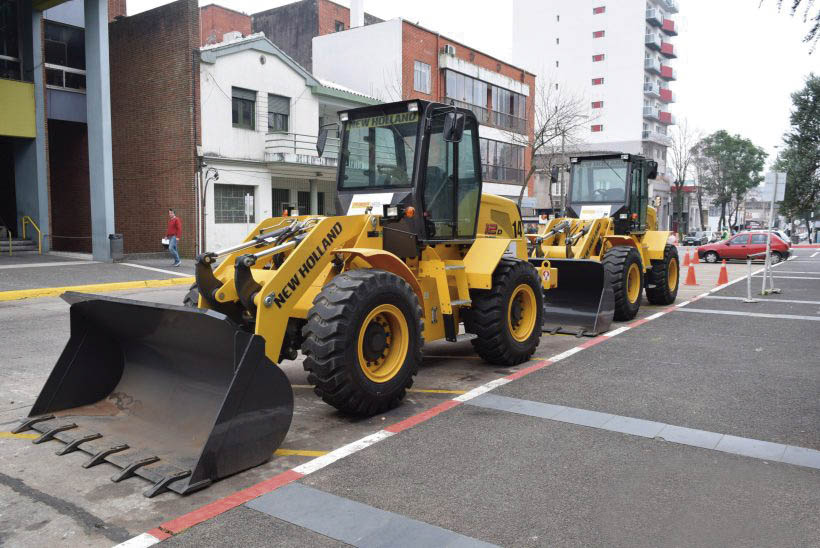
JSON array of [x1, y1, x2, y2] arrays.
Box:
[[316, 127, 329, 157], [550, 165, 560, 184], [443, 111, 465, 142]]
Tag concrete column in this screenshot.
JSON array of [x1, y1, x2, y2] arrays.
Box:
[[309, 179, 318, 215], [14, 2, 49, 249], [85, 0, 115, 260]]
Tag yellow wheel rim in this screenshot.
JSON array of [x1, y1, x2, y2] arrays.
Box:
[[626, 263, 641, 304], [667, 258, 678, 290], [507, 284, 537, 342], [357, 304, 409, 383]]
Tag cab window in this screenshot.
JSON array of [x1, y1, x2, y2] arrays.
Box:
[[729, 234, 749, 245], [749, 234, 768, 245]]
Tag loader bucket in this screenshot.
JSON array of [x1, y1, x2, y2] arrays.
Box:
[[530, 258, 614, 337], [14, 292, 293, 497]]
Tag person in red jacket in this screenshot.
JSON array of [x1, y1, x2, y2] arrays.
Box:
[[166, 208, 182, 267]]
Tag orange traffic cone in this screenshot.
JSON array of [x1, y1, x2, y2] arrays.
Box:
[[691, 249, 700, 264], [683, 250, 690, 267], [717, 260, 728, 285], [684, 264, 698, 286]]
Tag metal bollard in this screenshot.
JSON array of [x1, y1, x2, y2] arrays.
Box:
[[743, 258, 758, 303]]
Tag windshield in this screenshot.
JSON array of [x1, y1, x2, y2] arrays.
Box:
[[339, 111, 419, 189], [570, 159, 627, 203]]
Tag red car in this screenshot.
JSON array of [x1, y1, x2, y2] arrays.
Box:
[[697, 232, 790, 264]]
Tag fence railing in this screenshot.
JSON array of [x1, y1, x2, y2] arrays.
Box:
[[265, 132, 340, 166], [44, 63, 86, 92], [22, 215, 42, 255], [448, 99, 489, 125]]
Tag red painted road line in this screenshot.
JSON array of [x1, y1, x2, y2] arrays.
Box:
[[628, 318, 650, 328], [159, 469, 304, 535], [505, 359, 554, 381], [147, 528, 171, 541], [385, 400, 461, 434], [578, 336, 607, 349]]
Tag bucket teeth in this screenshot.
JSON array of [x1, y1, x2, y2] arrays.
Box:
[[12, 415, 55, 434], [33, 423, 77, 444], [143, 470, 191, 498], [55, 433, 102, 456], [83, 444, 129, 468], [111, 456, 160, 483]]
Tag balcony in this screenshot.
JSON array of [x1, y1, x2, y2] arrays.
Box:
[[265, 132, 340, 167], [663, 0, 679, 14], [660, 41, 676, 58], [645, 32, 662, 50], [662, 18, 677, 36], [643, 129, 672, 145], [448, 98, 489, 125], [659, 111, 675, 125], [645, 57, 662, 74], [45, 64, 87, 92], [492, 111, 528, 134], [643, 106, 661, 120], [660, 64, 676, 80], [643, 81, 661, 98], [659, 87, 675, 103], [645, 8, 664, 26]]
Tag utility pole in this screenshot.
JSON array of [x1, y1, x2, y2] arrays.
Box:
[[762, 167, 782, 295]]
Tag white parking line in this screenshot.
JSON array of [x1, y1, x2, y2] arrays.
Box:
[[679, 308, 820, 321], [750, 275, 820, 280], [811, 251, 819, 258], [703, 295, 820, 305], [0, 261, 95, 270], [120, 263, 191, 278]]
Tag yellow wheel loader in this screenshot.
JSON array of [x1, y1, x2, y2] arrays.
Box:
[[531, 153, 680, 326], [15, 101, 611, 497]]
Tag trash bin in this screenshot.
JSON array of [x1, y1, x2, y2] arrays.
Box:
[[109, 233, 124, 262]]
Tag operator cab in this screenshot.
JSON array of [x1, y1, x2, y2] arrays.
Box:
[[318, 100, 483, 258], [561, 153, 657, 234]]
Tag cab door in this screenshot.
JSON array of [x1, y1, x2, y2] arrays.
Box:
[[724, 234, 750, 259], [421, 113, 481, 240], [628, 161, 648, 232]]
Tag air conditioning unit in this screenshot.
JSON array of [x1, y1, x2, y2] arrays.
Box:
[[441, 44, 456, 56]]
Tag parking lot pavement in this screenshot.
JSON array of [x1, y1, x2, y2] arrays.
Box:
[[152, 249, 819, 547], [2, 250, 816, 546]]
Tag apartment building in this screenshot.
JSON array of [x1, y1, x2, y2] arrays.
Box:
[[513, 0, 680, 227]]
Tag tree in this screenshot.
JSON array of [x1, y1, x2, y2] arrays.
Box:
[[763, 0, 820, 51], [775, 73, 820, 236], [509, 81, 590, 210], [668, 118, 700, 235], [692, 131, 768, 231]]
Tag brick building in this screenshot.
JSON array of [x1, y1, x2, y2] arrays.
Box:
[[200, 3, 251, 47], [313, 18, 537, 209]]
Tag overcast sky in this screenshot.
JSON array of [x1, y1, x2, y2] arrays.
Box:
[[129, 0, 818, 166]]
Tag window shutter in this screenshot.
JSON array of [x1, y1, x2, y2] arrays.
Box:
[[232, 87, 256, 101], [268, 94, 290, 115]]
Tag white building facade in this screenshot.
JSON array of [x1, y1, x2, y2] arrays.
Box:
[[513, 0, 680, 228], [199, 33, 379, 250]]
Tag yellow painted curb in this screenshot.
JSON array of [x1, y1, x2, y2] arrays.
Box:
[[0, 277, 195, 302], [0, 432, 39, 440], [274, 449, 329, 457]]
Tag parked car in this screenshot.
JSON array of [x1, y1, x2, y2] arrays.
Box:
[[738, 229, 791, 248], [682, 231, 708, 246], [697, 231, 790, 264]]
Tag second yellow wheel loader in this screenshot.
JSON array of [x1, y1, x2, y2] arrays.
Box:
[[15, 100, 612, 497], [531, 153, 680, 326]]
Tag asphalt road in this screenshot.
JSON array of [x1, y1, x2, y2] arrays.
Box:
[[0, 248, 817, 546]]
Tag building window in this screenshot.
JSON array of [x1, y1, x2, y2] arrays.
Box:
[[592, 77, 604, 85], [334, 20, 344, 32], [593, 6, 606, 14], [271, 188, 290, 217], [555, 61, 559, 68], [490, 85, 527, 133], [556, 14, 560, 22], [232, 87, 256, 130], [44, 22, 86, 90], [556, 37, 560, 44], [592, 30, 605, 38], [414, 60, 431, 94], [591, 124, 603, 132], [591, 101, 604, 109], [479, 138, 525, 183], [555, 83, 559, 90], [592, 54, 605, 62], [0, 0, 21, 80], [445, 69, 488, 123], [267, 94, 290, 132], [214, 184, 255, 223]]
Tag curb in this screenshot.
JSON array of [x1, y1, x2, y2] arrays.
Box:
[[0, 277, 194, 302]]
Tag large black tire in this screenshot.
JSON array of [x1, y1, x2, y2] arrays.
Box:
[[645, 244, 679, 305], [183, 283, 199, 307], [302, 269, 423, 416], [602, 246, 643, 321], [465, 259, 543, 366]]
